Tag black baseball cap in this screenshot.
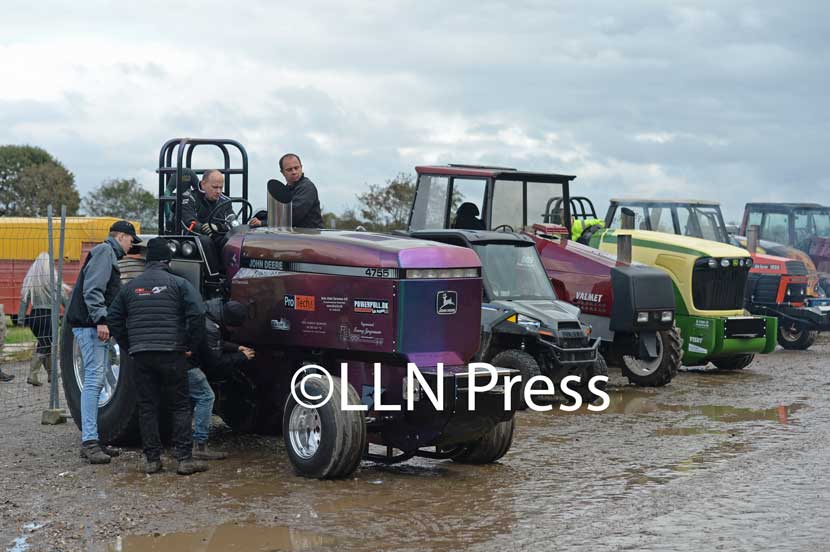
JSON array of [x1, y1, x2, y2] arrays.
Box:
[[109, 220, 141, 243]]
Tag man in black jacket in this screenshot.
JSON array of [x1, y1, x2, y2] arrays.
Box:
[[108, 238, 206, 475], [189, 299, 255, 460], [250, 153, 323, 229], [66, 220, 140, 464]]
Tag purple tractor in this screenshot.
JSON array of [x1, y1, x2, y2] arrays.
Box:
[[60, 139, 518, 479]]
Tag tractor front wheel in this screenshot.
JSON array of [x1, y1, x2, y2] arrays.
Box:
[[777, 322, 818, 351]]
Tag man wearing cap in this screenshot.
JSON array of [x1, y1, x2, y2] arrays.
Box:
[[189, 298, 255, 460], [66, 220, 140, 464], [109, 237, 206, 475]]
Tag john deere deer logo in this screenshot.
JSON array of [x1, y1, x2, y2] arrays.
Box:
[[436, 291, 458, 315]]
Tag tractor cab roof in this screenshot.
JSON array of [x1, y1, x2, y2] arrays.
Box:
[[745, 202, 828, 211], [415, 164, 576, 184], [611, 198, 721, 207]]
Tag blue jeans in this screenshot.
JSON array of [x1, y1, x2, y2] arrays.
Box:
[[188, 368, 215, 444], [74, 327, 110, 443]]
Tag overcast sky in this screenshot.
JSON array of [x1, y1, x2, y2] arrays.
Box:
[[2, 1, 828, 222]]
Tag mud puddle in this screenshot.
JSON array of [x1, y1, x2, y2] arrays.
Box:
[[110, 522, 347, 551]]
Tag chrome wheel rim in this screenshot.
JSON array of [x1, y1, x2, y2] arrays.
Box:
[[780, 325, 802, 342], [73, 338, 121, 407], [288, 405, 322, 459]]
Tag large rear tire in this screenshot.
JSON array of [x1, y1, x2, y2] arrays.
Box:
[[282, 376, 367, 479], [60, 257, 146, 445], [61, 325, 140, 445], [622, 327, 682, 387], [777, 322, 818, 350], [452, 417, 515, 464], [712, 354, 755, 371], [490, 349, 542, 410]]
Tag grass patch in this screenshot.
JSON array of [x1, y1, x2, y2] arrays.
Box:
[[6, 325, 36, 344]]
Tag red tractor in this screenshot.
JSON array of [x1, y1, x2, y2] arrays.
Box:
[[408, 165, 681, 387]]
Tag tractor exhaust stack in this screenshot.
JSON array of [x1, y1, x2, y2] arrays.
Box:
[[617, 207, 634, 264]]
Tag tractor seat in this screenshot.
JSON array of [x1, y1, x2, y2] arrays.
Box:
[[453, 202, 485, 230]]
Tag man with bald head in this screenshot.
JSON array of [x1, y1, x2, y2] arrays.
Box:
[[250, 153, 323, 229], [180, 169, 233, 235]]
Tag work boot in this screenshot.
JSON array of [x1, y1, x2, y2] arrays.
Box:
[[41, 353, 52, 383], [27, 354, 42, 386], [0, 370, 13, 382], [80, 441, 112, 465], [193, 442, 228, 460], [176, 458, 208, 475], [100, 445, 121, 457], [144, 459, 163, 474]]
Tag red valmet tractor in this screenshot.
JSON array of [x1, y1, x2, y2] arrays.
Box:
[[61, 140, 519, 479]]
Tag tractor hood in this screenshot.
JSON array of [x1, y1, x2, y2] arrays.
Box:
[[600, 229, 752, 260]]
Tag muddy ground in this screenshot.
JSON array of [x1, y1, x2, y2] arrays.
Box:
[[1, 338, 829, 552]]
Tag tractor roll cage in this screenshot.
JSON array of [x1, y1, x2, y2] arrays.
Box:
[[157, 138, 249, 234]]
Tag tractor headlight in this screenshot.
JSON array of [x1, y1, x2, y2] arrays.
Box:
[[720, 259, 730, 268], [167, 241, 179, 255], [708, 258, 718, 269], [661, 311, 673, 323], [745, 258, 753, 268], [637, 311, 650, 324], [181, 241, 195, 258]]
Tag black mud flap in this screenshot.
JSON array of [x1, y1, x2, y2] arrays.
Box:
[[638, 331, 659, 360]]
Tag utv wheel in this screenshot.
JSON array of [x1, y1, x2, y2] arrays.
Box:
[[777, 323, 818, 351], [712, 354, 755, 371], [622, 326, 682, 387], [282, 376, 367, 479], [490, 350, 542, 410], [61, 323, 140, 445], [452, 417, 515, 464], [577, 352, 609, 403]]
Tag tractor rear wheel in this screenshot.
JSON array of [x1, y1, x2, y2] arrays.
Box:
[[282, 376, 366, 479], [452, 417, 515, 464], [622, 327, 682, 387], [777, 322, 818, 351]]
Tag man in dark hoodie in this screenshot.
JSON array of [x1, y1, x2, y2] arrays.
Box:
[[189, 299, 255, 460], [249, 153, 323, 229], [66, 220, 140, 464], [108, 238, 206, 475]]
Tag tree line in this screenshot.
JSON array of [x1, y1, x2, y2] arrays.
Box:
[[0, 145, 415, 233]]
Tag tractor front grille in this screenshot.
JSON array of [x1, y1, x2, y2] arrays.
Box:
[[693, 263, 750, 311], [786, 261, 808, 276], [747, 274, 780, 305]]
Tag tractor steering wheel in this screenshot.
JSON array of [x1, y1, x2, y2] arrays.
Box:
[[492, 224, 515, 233], [206, 198, 254, 234]]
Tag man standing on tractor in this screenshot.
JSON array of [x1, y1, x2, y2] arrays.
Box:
[[250, 153, 323, 229], [108, 238, 206, 475], [66, 220, 140, 464]]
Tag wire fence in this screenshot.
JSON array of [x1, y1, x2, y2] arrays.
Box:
[[0, 208, 132, 420]]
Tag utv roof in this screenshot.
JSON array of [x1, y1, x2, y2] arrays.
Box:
[[610, 198, 721, 207], [416, 164, 576, 184], [409, 229, 535, 246]]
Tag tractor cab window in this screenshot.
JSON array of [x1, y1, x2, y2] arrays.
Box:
[[473, 243, 556, 301], [609, 205, 647, 230], [760, 212, 790, 244], [491, 180, 523, 230], [527, 181, 565, 226], [450, 178, 487, 230], [649, 207, 675, 234], [746, 210, 762, 229], [811, 211, 830, 235], [695, 207, 726, 242], [410, 175, 450, 230]]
